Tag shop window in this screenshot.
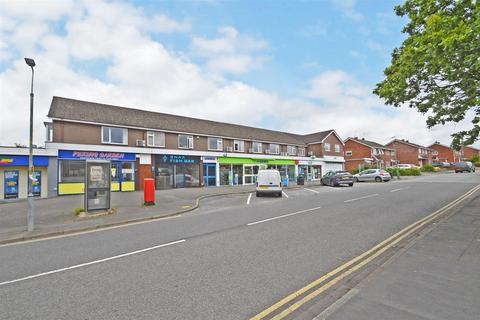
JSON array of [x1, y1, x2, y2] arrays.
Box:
[[147, 131, 165, 147], [208, 137, 223, 151], [298, 148, 305, 157], [102, 126, 128, 145], [287, 145, 297, 156], [59, 160, 85, 183], [335, 144, 341, 152], [234, 140, 244, 152], [178, 135, 194, 149], [122, 162, 134, 181], [252, 142, 262, 153], [324, 143, 331, 152], [269, 144, 280, 154]]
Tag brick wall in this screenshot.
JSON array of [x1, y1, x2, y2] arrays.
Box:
[[430, 144, 455, 163], [387, 141, 420, 165]]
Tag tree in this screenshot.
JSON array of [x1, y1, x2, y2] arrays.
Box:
[[374, 0, 480, 149]]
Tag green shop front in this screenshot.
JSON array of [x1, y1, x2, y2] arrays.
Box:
[[218, 157, 296, 186]]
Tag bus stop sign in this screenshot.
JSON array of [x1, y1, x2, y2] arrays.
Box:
[[85, 161, 111, 212]]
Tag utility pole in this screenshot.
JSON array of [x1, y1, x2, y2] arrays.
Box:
[[25, 58, 36, 231]]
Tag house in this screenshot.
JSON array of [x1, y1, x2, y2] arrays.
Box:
[[386, 139, 437, 166], [45, 96, 345, 195], [461, 145, 480, 160], [343, 137, 396, 172], [428, 142, 461, 163]]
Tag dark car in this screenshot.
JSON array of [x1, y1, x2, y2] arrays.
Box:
[[321, 170, 354, 187], [453, 161, 475, 173]]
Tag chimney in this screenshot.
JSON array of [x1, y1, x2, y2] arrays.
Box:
[[361, 138, 365, 140]]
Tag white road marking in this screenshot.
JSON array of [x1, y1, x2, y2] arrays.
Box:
[[343, 194, 379, 203], [0, 239, 186, 287], [247, 206, 322, 226], [282, 191, 289, 198], [390, 187, 408, 193], [304, 188, 319, 194], [247, 193, 253, 205]]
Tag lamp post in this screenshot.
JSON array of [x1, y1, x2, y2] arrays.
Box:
[[25, 57, 35, 231]]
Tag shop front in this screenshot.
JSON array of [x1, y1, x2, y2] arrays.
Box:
[[202, 156, 217, 187], [0, 155, 49, 200], [57, 150, 136, 195], [218, 157, 296, 186], [298, 160, 323, 181], [154, 154, 201, 189]]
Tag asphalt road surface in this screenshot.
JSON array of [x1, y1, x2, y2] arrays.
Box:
[[1, 173, 479, 320]]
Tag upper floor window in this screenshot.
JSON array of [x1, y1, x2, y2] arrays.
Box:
[[208, 137, 223, 151], [345, 150, 353, 156], [269, 144, 280, 154], [287, 145, 297, 156], [334, 144, 341, 153], [298, 148, 305, 157], [147, 131, 165, 147], [178, 134, 194, 149], [45, 123, 53, 142], [234, 140, 244, 152], [252, 141, 262, 153], [324, 143, 331, 152], [102, 126, 128, 145]]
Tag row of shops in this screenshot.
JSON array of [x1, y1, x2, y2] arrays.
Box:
[[1, 147, 344, 200]]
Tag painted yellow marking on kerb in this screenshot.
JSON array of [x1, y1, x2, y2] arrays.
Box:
[[251, 184, 480, 320], [181, 205, 191, 209]]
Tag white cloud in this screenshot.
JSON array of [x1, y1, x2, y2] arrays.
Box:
[[191, 26, 268, 75], [331, 0, 363, 22], [0, 0, 477, 149], [150, 15, 191, 33]]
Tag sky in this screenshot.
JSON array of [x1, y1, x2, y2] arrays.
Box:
[[0, 0, 476, 148]]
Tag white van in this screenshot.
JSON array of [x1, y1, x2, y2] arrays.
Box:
[[256, 169, 283, 197]]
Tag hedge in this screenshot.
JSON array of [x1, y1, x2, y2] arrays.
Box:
[[386, 168, 421, 176]]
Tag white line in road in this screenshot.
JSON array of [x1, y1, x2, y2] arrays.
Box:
[[304, 188, 320, 194], [282, 191, 289, 198], [247, 206, 322, 226], [247, 193, 253, 205], [0, 239, 186, 287], [390, 187, 408, 193], [344, 194, 379, 203]]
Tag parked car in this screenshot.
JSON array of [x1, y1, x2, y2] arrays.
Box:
[[453, 162, 476, 173], [388, 164, 418, 169], [256, 169, 282, 197], [432, 162, 450, 168], [321, 171, 354, 187], [354, 169, 391, 182]]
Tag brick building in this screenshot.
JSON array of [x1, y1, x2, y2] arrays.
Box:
[[344, 137, 396, 172], [428, 142, 461, 163], [386, 139, 437, 167], [461, 145, 480, 160]]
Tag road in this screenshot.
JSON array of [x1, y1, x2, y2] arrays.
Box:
[[1, 173, 479, 320]]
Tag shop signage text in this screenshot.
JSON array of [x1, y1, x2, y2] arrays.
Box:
[[158, 155, 197, 164], [59, 150, 136, 161], [0, 155, 49, 167]]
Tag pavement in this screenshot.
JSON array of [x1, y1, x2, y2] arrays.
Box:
[[319, 184, 480, 320], [0, 172, 478, 320], [0, 181, 319, 244]]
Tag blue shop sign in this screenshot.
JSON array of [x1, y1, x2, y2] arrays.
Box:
[[4, 170, 19, 199], [159, 155, 198, 164], [58, 150, 136, 161], [0, 155, 49, 167]]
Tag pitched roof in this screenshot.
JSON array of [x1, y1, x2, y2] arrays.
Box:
[[345, 137, 394, 150], [48, 96, 330, 146], [387, 139, 435, 151]]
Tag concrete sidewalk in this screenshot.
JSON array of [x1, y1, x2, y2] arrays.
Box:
[[0, 182, 317, 244], [324, 192, 480, 320]]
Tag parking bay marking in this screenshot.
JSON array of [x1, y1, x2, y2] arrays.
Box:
[[247, 206, 322, 226], [247, 193, 253, 205], [282, 191, 289, 198], [343, 193, 379, 203], [304, 188, 319, 194], [0, 239, 186, 287], [390, 187, 408, 193]]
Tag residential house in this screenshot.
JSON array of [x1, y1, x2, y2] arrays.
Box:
[[428, 142, 461, 163], [461, 145, 480, 160], [386, 139, 437, 166], [343, 137, 396, 172]]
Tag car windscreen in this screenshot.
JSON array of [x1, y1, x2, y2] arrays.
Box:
[[335, 171, 351, 176]]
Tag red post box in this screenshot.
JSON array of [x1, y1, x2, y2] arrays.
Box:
[[144, 178, 155, 206]]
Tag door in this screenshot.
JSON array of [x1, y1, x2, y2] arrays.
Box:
[[203, 164, 216, 187]]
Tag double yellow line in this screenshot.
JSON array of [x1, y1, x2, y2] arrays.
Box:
[[251, 184, 480, 320]]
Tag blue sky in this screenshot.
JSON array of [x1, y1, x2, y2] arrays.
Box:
[[0, 0, 474, 147]]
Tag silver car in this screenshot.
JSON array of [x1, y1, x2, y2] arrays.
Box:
[[354, 169, 391, 182]]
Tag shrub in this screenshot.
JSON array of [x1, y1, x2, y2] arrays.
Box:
[[421, 164, 435, 172], [386, 168, 421, 176], [74, 207, 85, 216], [470, 155, 480, 163], [474, 161, 480, 167]]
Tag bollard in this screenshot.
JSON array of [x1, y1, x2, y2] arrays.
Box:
[[144, 178, 155, 206]]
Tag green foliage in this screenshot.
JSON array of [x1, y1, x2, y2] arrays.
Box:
[[374, 0, 480, 148], [386, 168, 421, 176], [421, 164, 435, 172], [74, 207, 85, 216], [474, 161, 480, 167], [469, 154, 480, 163]]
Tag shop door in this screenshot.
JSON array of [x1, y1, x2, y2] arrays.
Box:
[[203, 164, 216, 187], [110, 161, 121, 192], [243, 165, 259, 185]]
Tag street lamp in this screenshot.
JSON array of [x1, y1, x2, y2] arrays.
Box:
[[25, 57, 35, 231]]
